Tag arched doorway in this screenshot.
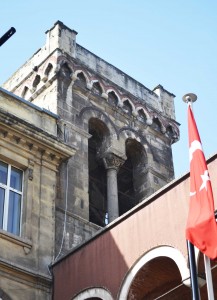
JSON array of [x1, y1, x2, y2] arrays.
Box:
[[128, 256, 191, 299], [119, 246, 191, 299], [72, 287, 113, 300]]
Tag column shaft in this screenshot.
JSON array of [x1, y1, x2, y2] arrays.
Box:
[[107, 167, 119, 222]]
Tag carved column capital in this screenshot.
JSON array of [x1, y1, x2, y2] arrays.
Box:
[[103, 153, 125, 170]]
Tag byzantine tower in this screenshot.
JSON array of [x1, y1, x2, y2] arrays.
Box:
[[3, 21, 179, 257]]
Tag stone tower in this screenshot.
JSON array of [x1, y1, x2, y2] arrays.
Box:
[[3, 21, 179, 257]]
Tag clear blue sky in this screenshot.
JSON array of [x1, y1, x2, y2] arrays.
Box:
[[1, 1, 217, 178]]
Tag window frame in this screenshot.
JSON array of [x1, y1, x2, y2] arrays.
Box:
[[0, 160, 24, 236]]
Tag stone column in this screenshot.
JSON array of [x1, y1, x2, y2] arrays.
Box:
[[103, 153, 125, 223]]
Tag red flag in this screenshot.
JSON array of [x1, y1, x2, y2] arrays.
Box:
[[186, 105, 217, 259]]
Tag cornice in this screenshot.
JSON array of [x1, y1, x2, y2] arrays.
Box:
[[0, 110, 76, 165], [0, 257, 51, 289]]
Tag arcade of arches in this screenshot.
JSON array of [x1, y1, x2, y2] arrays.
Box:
[[88, 118, 148, 226]]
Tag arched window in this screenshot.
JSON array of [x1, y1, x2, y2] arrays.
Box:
[[137, 109, 147, 123], [77, 72, 87, 88], [122, 100, 132, 115], [88, 118, 109, 226], [60, 63, 72, 78], [152, 117, 162, 132], [92, 82, 102, 96], [166, 125, 174, 138], [32, 75, 41, 89], [108, 91, 118, 106], [21, 86, 30, 99], [44, 63, 53, 77]]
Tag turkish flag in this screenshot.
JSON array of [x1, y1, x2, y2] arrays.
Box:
[[186, 105, 217, 259]]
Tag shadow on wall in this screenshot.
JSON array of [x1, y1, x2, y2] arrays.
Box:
[[51, 231, 191, 299]]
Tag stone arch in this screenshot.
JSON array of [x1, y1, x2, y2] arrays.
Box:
[[119, 126, 154, 166], [118, 127, 147, 145], [136, 107, 152, 124], [21, 86, 31, 99], [42, 63, 53, 82], [118, 127, 156, 209], [118, 137, 148, 214], [121, 98, 135, 115], [78, 107, 118, 139], [44, 62, 53, 78], [91, 80, 104, 96], [72, 287, 113, 300], [59, 62, 73, 78], [137, 108, 147, 123], [165, 124, 179, 143], [106, 89, 122, 107], [75, 72, 88, 89], [32, 74, 41, 90], [88, 118, 110, 226], [151, 116, 166, 133], [165, 124, 174, 137], [74, 70, 89, 85], [107, 90, 119, 107], [118, 246, 190, 299]]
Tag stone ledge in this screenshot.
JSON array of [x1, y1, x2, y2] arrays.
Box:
[[0, 257, 52, 290], [0, 230, 32, 254]]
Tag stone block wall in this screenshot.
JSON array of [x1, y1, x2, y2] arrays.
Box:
[[2, 21, 180, 258]]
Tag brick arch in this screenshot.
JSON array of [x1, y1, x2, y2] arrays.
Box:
[[72, 287, 113, 300], [118, 246, 190, 299], [78, 106, 118, 138]]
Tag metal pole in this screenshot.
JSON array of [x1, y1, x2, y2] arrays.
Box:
[[187, 241, 201, 300], [183, 93, 200, 299], [0, 27, 16, 47], [204, 254, 215, 299]]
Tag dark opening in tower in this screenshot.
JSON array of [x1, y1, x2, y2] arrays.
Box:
[[88, 118, 108, 226], [118, 138, 147, 215]]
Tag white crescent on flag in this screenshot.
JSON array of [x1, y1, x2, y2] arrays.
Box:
[[186, 105, 217, 260], [189, 140, 202, 162]]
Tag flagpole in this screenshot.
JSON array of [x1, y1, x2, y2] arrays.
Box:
[[204, 254, 214, 300], [187, 241, 201, 299], [182, 93, 214, 300], [183, 93, 201, 300]]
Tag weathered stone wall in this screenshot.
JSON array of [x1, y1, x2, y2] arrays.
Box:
[[1, 21, 180, 259], [0, 89, 76, 299]]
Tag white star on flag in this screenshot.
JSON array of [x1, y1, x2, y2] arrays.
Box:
[[199, 170, 210, 191], [186, 104, 217, 260]]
